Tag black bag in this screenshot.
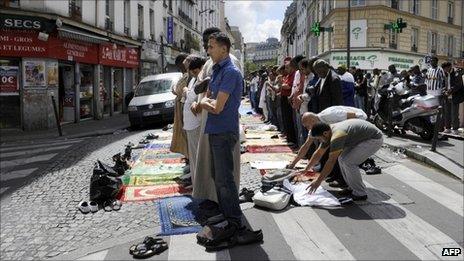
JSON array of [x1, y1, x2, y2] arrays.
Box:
[[89, 161, 122, 203]]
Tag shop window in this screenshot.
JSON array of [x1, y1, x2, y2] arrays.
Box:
[[79, 65, 94, 120], [113, 69, 123, 113], [0, 58, 21, 128]]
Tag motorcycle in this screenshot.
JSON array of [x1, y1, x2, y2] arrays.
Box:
[[373, 78, 440, 140]]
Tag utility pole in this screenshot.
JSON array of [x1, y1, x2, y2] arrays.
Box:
[[347, 0, 351, 68]]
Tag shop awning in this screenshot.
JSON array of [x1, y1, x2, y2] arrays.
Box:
[[58, 26, 108, 44]]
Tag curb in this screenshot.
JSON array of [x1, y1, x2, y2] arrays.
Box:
[[383, 142, 464, 181]]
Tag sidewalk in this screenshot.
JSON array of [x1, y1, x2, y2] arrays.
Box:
[[383, 133, 464, 181], [0, 114, 130, 144]]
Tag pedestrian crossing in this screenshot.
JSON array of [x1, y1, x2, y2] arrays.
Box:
[[73, 158, 463, 261], [0, 138, 85, 198]]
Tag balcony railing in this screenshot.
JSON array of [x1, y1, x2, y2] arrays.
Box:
[[411, 45, 418, 52], [447, 17, 454, 24], [389, 43, 397, 49], [69, 2, 82, 21], [178, 8, 193, 26], [105, 18, 113, 31]]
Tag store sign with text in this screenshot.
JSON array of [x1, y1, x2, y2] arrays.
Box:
[[0, 14, 47, 31], [0, 66, 19, 93], [100, 44, 139, 68], [329, 51, 423, 70], [49, 39, 99, 64], [350, 20, 367, 48], [0, 30, 49, 58]]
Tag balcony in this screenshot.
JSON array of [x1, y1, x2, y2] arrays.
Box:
[[389, 43, 397, 49], [105, 18, 113, 31], [178, 9, 193, 26], [69, 2, 82, 21], [411, 45, 418, 52], [448, 17, 454, 24]]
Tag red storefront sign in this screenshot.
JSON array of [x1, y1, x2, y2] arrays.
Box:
[[49, 38, 99, 64], [100, 44, 139, 68], [0, 30, 49, 58]]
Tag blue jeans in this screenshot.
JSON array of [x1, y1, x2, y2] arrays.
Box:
[[250, 91, 257, 111], [354, 94, 365, 112], [209, 132, 242, 225]]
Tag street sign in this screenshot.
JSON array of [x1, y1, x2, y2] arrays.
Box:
[[167, 17, 173, 44]]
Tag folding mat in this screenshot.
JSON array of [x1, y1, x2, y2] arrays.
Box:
[[241, 152, 296, 163], [157, 196, 205, 236]]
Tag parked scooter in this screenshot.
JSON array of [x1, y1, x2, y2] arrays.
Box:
[[373, 78, 440, 140]]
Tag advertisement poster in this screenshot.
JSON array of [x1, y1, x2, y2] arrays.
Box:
[[23, 60, 46, 87], [0, 66, 19, 94], [46, 61, 58, 86]]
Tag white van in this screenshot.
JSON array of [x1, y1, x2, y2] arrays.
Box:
[[128, 72, 183, 128]]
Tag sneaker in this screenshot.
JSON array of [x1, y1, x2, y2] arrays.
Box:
[[365, 166, 382, 175], [78, 201, 90, 214], [89, 201, 99, 213]]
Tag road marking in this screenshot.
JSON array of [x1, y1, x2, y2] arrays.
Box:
[[0, 139, 82, 153], [167, 233, 230, 260], [0, 168, 38, 181], [385, 164, 463, 217], [0, 145, 72, 158], [272, 207, 355, 260], [77, 250, 108, 261], [361, 181, 462, 260]]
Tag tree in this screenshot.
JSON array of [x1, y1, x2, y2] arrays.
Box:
[[245, 60, 258, 76]]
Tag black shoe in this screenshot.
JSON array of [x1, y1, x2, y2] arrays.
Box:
[[325, 176, 337, 183], [350, 194, 368, 201], [365, 166, 381, 175], [338, 188, 353, 196]]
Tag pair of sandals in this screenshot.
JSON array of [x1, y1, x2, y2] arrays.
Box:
[[103, 199, 122, 212], [129, 236, 168, 259]]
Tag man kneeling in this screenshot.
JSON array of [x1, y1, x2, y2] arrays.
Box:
[[306, 119, 383, 200]]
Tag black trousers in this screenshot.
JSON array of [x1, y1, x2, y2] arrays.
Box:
[[280, 96, 296, 143]]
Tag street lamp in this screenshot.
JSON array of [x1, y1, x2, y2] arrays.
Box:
[[199, 9, 214, 15]]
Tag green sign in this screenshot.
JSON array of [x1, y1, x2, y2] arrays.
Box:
[[310, 22, 321, 37], [385, 18, 407, 33]]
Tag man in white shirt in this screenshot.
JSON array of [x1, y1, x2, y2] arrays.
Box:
[[287, 106, 367, 169]]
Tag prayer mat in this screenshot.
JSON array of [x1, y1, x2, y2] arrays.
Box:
[[241, 152, 295, 163], [120, 184, 191, 202], [144, 143, 171, 150], [245, 139, 290, 146], [250, 160, 288, 170], [127, 164, 184, 176], [260, 169, 319, 181], [157, 196, 204, 236], [139, 151, 184, 161], [246, 145, 293, 153], [245, 130, 280, 135], [123, 175, 181, 186]]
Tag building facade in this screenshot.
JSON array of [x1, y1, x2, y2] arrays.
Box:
[[246, 38, 280, 66], [309, 0, 463, 70], [279, 2, 297, 64], [0, 0, 224, 130], [296, 0, 308, 56]]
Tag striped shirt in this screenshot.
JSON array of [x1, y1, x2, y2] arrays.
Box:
[[425, 66, 446, 97]]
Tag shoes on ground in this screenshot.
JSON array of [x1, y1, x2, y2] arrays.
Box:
[[365, 166, 382, 175], [350, 194, 368, 201], [328, 180, 348, 188]]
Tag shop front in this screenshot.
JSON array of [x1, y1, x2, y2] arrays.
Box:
[[323, 50, 426, 71], [0, 21, 140, 130]]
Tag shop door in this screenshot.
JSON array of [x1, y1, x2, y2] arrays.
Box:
[[0, 59, 21, 128], [58, 63, 75, 123], [124, 69, 134, 112], [103, 66, 111, 116], [79, 64, 94, 120], [113, 68, 123, 113]]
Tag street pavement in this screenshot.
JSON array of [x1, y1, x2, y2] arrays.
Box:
[[1, 112, 463, 260]]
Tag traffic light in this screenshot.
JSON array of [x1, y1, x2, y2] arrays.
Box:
[[311, 22, 321, 37], [384, 18, 407, 33]]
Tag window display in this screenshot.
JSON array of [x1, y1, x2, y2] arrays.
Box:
[[79, 64, 94, 119]]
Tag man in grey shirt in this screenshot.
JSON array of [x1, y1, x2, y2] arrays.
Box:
[[306, 119, 383, 200]]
